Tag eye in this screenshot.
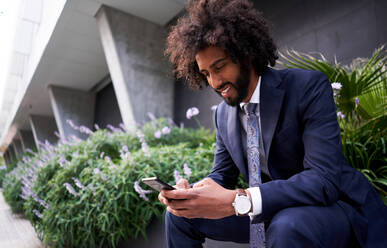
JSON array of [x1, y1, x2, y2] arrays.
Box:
[[214, 63, 225, 72], [201, 72, 209, 78]]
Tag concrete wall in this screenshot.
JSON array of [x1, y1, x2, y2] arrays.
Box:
[[173, 0, 387, 128], [19, 130, 37, 151], [254, 0, 387, 65], [96, 6, 174, 131], [48, 85, 96, 140], [174, 81, 222, 129], [94, 83, 123, 129], [29, 115, 59, 148]]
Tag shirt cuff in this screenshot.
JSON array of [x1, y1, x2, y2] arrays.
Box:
[[246, 187, 262, 218]]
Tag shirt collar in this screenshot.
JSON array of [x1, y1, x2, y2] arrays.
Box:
[[240, 76, 261, 110]]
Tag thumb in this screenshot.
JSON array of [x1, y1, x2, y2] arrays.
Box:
[[175, 179, 190, 189]]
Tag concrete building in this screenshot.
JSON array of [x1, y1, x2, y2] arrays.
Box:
[[1, 0, 386, 159], [0, 0, 385, 246]]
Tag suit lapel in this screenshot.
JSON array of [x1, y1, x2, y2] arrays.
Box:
[[260, 68, 285, 162], [226, 106, 248, 181]]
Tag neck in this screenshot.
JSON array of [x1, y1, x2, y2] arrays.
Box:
[[243, 69, 259, 102]]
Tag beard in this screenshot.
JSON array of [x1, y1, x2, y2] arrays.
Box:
[[215, 68, 251, 106]]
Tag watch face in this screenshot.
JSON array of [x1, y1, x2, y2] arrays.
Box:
[[235, 196, 251, 215]]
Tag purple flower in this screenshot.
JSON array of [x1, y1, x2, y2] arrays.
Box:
[[93, 168, 107, 181], [94, 124, 100, 130], [72, 177, 86, 191], [147, 112, 157, 122], [134, 181, 152, 201], [355, 97, 359, 108], [119, 123, 128, 133], [186, 107, 200, 119], [183, 163, 192, 179], [337, 111, 345, 119], [87, 183, 97, 195], [64, 183, 79, 196], [99, 152, 105, 159], [211, 105, 218, 111], [73, 151, 79, 158], [174, 170, 182, 184], [105, 156, 113, 165], [25, 148, 34, 154], [120, 146, 134, 163], [33, 209, 43, 219], [79, 125, 93, 135], [20, 185, 33, 200], [331, 82, 342, 90], [167, 118, 176, 127], [66, 119, 79, 130], [154, 130, 162, 139], [180, 122, 184, 129], [162, 126, 171, 135], [122, 145, 129, 153], [54, 131, 61, 139], [58, 154, 67, 168], [141, 142, 149, 153], [107, 124, 121, 133]]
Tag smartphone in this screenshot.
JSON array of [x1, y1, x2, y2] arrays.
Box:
[[141, 177, 175, 192]]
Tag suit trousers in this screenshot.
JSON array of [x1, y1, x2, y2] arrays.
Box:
[[165, 203, 355, 248]]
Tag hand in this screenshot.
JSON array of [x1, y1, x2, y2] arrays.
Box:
[[160, 178, 236, 219], [158, 178, 190, 205]]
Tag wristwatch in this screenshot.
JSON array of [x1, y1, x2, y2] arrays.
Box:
[[232, 188, 252, 216]]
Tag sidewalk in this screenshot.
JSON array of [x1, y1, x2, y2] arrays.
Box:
[[0, 189, 45, 248]]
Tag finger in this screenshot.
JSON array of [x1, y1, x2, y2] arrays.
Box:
[[176, 179, 190, 189], [167, 207, 197, 219], [168, 199, 193, 210], [158, 193, 169, 205], [163, 188, 197, 200]]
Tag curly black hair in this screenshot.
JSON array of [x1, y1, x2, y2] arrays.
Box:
[[165, 0, 278, 89]]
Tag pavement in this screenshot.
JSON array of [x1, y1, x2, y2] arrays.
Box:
[[0, 189, 45, 248]]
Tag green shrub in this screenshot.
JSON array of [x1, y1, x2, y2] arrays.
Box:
[[0, 119, 221, 247], [2, 163, 26, 213], [28, 143, 215, 248], [279, 46, 387, 203]]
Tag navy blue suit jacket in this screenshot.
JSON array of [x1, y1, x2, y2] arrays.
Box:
[[209, 68, 387, 247]]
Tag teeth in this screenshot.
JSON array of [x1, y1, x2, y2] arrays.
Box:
[[222, 86, 230, 93]]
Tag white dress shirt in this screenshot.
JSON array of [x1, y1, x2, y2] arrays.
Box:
[[239, 77, 263, 217]]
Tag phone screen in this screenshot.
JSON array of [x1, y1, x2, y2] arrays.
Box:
[[141, 177, 175, 192]]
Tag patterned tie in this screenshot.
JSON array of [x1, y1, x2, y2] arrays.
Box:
[[245, 103, 266, 248]]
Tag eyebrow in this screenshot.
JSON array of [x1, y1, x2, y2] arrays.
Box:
[[199, 57, 228, 73]]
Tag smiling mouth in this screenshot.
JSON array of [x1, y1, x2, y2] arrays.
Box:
[[220, 86, 231, 97]]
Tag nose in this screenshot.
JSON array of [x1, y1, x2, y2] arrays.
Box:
[[208, 73, 222, 90]]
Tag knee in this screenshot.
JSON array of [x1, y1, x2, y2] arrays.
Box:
[[267, 215, 302, 240], [165, 210, 180, 230], [165, 211, 195, 233], [266, 208, 311, 247]]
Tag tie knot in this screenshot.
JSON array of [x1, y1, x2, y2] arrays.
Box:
[[244, 103, 257, 115]]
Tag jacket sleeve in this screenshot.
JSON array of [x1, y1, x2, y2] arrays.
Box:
[[207, 106, 240, 190], [254, 72, 346, 223]]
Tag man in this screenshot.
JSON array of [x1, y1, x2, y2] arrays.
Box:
[[159, 0, 387, 247]]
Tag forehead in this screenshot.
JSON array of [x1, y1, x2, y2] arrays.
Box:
[[195, 46, 227, 70]]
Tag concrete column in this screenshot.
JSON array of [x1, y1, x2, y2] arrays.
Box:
[[29, 115, 59, 149], [48, 85, 95, 140], [7, 144, 17, 163], [95, 6, 174, 131], [19, 130, 37, 151], [12, 139, 23, 158], [3, 151, 10, 166]]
